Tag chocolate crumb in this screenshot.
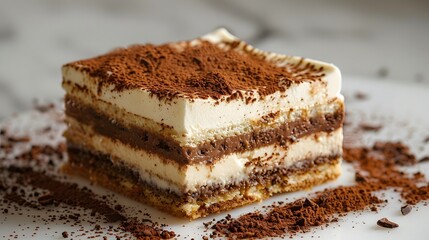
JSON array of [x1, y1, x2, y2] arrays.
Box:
[[34, 103, 55, 113], [359, 123, 382, 132], [62, 231, 68, 238], [7, 136, 30, 143], [401, 205, 412, 215], [38, 193, 54, 206], [377, 218, 399, 228], [419, 156, 429, 163], [114, 204, 123, 211], [303, 198, 317, 207], [355, 172, 367, 183], [354, 92, 368, 100]]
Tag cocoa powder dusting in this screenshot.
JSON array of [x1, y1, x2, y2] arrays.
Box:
[[211, 186, 382, 238], [64, 41, 325, 101], [209, 141, 429, 238]]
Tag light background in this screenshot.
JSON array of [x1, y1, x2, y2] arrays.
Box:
[[1, 0, 428, 120]]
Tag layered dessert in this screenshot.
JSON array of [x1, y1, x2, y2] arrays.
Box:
[[61, 29, 344, 219]]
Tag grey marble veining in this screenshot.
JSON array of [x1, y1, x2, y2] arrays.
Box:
[[0, 0, 428, 121]]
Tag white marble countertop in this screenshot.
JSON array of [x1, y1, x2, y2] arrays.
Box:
[[1, 0, 428, 120]]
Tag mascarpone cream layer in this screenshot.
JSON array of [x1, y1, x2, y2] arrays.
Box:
[[62, 29, 342, 138], [63, 80, 343, 146], [65, 117, 342, 194]]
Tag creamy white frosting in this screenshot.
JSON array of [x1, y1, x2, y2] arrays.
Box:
[[62, 28, 342, 139], [66, 118, 342, 194]]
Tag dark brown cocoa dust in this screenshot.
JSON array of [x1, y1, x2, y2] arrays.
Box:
[[359, 123, 383, 132], [208, 141, 429, 238], [354, 92, 368, 100], [0, 124, 175, 239]]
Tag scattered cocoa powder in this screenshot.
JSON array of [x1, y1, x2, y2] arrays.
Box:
[[209, 141, 429, 238], [0, 112, 175, 239], [1, 166, 175, 239], [211, 185, 383, 238], [120, 219, 175, 239], [3, 166, 125, 222]]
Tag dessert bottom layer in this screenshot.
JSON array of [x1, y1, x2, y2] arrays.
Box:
[[63, 147, 341, 219]]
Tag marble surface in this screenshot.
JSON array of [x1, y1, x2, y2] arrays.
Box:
[[1, 0, 428, 120]]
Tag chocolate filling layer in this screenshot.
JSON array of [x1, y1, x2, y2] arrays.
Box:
[[67, 146, 340, 201], [65, 96, 344, 165]]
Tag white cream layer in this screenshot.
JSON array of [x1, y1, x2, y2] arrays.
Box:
[[66, 118, 342, 194], [62, 29, 342, 139], [63, 79, 343, 146]]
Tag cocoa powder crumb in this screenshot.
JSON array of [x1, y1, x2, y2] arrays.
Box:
[[37, 193, 54, 206], [355, 172, 368, 183], [359, 123, 382, 132], [377, 218, 399, 228], [419, 156, 429, 163], [401, 205, 412, 215], [34, 103, 55, 113], [7, 136, 30, 143], [354, 92, 368, 100], [114, 204, 123, 211]]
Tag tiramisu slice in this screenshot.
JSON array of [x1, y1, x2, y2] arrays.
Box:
[[61, 29, 344, 219]]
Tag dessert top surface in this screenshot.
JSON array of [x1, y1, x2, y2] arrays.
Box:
[[63, 29, 330, 102]]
